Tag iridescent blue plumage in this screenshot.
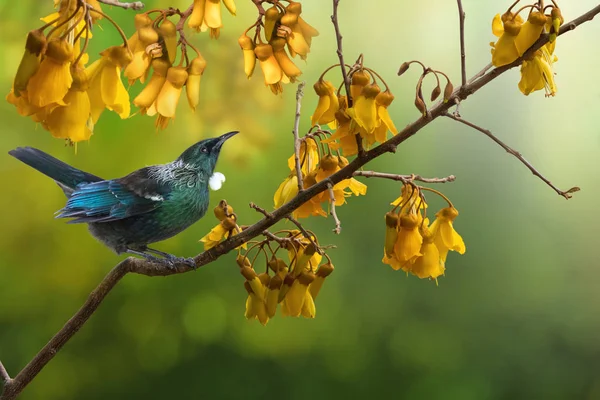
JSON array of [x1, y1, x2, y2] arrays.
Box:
[[9, 131, 238, 266]]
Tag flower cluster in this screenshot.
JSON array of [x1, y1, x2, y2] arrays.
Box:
[[382, 184, 465, 282], [490, 1, 563, 96], [200, 200, 243, 250], [312, 63, 399, 157], [127, 11, 207, 129], [239, 0, 318, 94], [6, 0, 114, 144], [238, 230, 333, 325], [188, 0, 237, 39], [274, 137, 367, 218]]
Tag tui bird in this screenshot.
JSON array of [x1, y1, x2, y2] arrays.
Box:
[[9, 131, 238, 267]]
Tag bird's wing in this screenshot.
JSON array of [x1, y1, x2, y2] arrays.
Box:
[[56, 167, 170, 224]]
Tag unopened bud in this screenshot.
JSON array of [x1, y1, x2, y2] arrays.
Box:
[[443, 82, 454, 103], [398, 62, 410, 76]]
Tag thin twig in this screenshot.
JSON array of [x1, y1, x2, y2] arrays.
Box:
[[3, 5, 599, 400], [456, 0, 467, 87], [354, 171, 456, 184], [331, 0, 365, 157], [0, 362, 10, 385], [444, 112, 580, 199], [249, 203, 274, 219], [97, 0, 144, 10], [293, 82, 306, 192], [285, 215, 323, 255], [327, 183, 341, 234], [467, 62, 492, 84]]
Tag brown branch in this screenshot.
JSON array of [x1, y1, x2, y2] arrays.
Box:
[[293, 82, 306, 192], [468, 62, 492, 84], [331, 0, 365, 157], [327, 183, 341, 234], [354, 171, 456, 184], [3, 5, 599, 400], [97, 0, 144, 10], [0, 362, 10, 386], [285, 215, 323, 254], [443, 112, 580, 199], [456, 0, 466, 87]]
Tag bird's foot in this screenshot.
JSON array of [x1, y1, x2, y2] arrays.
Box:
[[126, 249, 195, 270]]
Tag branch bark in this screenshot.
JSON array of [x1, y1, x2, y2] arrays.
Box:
[[97, 0, 144, 10], [443, 112, 580, 198], [456, 0, 467, 87], [2, 4, 599, 400], [293, 82, 306, 192], [354, 171, 456, 184], [331, 0, 365, 156]]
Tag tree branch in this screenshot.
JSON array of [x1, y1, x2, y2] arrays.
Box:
[[331, 0, 365, 157], [3, 4, 599, 400], [443, 112, 580, 199], [456, 0, 467, 87], [0, 362, 10, 386], [327, 183, 342, 234], [293, 82, 306, 192], [97, 0, 144, 10], [354, 171, 456, 184]]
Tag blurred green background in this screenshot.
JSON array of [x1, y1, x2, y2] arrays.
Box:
[[1, 0, 600, 399]]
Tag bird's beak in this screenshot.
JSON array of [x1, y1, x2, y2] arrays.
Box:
[[219, 131, 239, 143], [213, 131, 239, 152]]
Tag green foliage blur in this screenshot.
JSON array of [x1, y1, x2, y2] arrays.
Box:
[[1, 1, 600, 398]]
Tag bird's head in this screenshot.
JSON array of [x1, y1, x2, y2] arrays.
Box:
[[178, 131, 238, 175]]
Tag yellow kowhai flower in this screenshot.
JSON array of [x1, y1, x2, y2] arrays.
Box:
[[279, 1, 316, 60], [514, 11, 547, 56], [429, 206, 465, 262], [347, 83, 381, 134], [147, 66, 189, 129], [410, 224, 445, 280], [308, 262, 333, 300], [86, 45, 132, 124], [274, 174, 298, 209], [282, 272, 314, 317], [393, 214, 423, 265], [13, 30, 46, 98], [199, 216, 239, 250], [294, 172, 327, 218], [238, 33, 256, 79], [491, 12, 523, 67], [314, 155, 367, 205], [27, 38, 74, 108], [186, 55, 207, 111], [6, 90, 40, 117], [124, 26, 159, 84], [311, 80, 338, 126], [322, 109, 359, 157], [373, 90, 397, 141], [189, 0, 236, 38], [254, 43, 283, 95], [158, 19, 178, 64], [44, 66, 92, 143], [271, 37, 302, 83], [133, 58, 170, 114], [518, 45, 558, 97], [287, 138, 319, 175], [350, 69, 369, 103], [244, 280, 269, 325]]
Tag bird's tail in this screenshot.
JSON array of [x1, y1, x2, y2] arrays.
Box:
[[9, 147, 103, 191]]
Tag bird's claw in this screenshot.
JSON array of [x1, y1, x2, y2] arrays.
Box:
[[165, 255, 197, 270]]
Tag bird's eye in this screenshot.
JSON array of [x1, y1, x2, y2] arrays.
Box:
[[201, 147, 208, 154]]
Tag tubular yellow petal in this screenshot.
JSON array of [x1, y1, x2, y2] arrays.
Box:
[[204, 0, 223, 29], [264, 7, 281, 42], [100, 65, 120, 107], [222, 0, 236, 16], [238, 34, 256, 78], [134, 59, 170, 110], [274, 175, 298, 208], [272, 38, 301, 81], [300, 292, 316, 318], [156, 67, 188, 118], [158, 19, 178, 64], [188, 0, 206, 31], [491, 14, 504, 37], [298, 17, 319, 46]]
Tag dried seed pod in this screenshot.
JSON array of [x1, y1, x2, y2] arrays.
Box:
[[430, 85, 441, 102]]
